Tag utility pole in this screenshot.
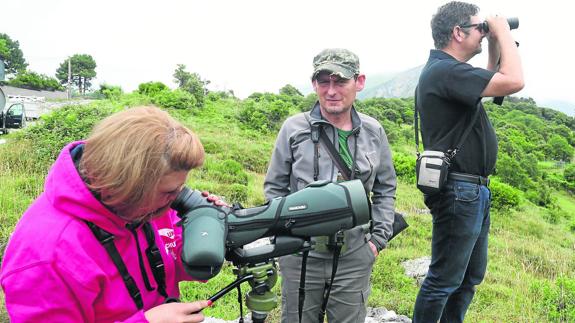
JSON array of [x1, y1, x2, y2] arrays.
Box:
[[67, 57, 72, 99]]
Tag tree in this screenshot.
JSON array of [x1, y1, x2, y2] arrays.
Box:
[[547, 135, 574, 162], [0, 39, 9, 59], [279, 84, 303, 97], [0, 34, 28, 76], [7, 71, 64, 91], [56, 54, 97, 94], [173, 64, 209, 107]]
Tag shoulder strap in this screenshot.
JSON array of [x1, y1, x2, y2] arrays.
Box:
[[85, 221, 143, 310], [143, 222, 168, 298], [305, 112, 321, 181], [414, 88, 482, 159], [319, 129, 351, 181], [318, 231, 344, 323]]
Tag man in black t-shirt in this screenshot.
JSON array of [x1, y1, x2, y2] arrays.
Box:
[[413, 2, 524, 323]]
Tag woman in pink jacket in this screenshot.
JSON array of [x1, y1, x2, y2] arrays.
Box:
[[1, 106, 212, 322]]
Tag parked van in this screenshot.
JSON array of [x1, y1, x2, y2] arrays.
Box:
[[1, 87, 26, 134]]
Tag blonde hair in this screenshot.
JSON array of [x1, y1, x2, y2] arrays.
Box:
[[80, 106, 204, 211]]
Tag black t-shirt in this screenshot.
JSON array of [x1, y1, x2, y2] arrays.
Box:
[[417, 50, 497, 177]]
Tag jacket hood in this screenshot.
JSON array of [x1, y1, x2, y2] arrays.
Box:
[[43, 141, 132, 236]]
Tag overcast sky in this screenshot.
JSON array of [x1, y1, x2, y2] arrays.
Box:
[[2, 0, 573, 106]]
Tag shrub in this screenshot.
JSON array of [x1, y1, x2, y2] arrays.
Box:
[[204, 159, 248, 186], [152, 89, 197, 110], [393, 152, 416, 184], [137, 81, 168, 96], [489, 179, 522, 211], [21, 103, 117, 164], [299, 93, 318, 112], [565, 163, 575, 189], [222, 183, 248, 204], [99, 83, 123, 100], [381, 119, 400, 145], [543, 208, 563, 224], [531, 277, 575, 322], [525, 184, 556, 207], [7, 70, 64, 91], [237, 98, 290, 133], [495, 153, 532, 189]]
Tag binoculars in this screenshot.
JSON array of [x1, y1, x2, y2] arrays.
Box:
[[171, 179, 371, 280], [478, 17, 519, 33]]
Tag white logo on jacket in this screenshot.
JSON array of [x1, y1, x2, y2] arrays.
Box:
[[158, 228, 177, 259], [158, 228, 175, 239]]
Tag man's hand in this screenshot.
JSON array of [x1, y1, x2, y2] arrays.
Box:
[[368, 241, 379, 257]]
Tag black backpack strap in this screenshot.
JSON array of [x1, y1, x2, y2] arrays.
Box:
[[143, 222, 168, 298], [85, 221, 143, 310]]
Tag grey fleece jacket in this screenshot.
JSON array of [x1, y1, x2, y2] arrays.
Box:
[[264, 102, 397, 257]]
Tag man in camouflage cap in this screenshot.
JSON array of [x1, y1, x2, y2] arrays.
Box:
[[264, 48, 397, 322]]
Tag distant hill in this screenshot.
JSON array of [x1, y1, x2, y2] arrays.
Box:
[[359, 65, 423, 99], [539, 99, 575, 117], [359, 66, 575, 118]]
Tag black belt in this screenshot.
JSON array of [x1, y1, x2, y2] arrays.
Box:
[[448, 172, 490, 187]]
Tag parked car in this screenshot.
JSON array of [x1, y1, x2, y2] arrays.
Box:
[[1, 88, 26, 134]]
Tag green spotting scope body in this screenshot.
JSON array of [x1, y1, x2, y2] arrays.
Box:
[[171, 180, 371, 280]]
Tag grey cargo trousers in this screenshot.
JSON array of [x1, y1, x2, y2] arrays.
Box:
[[278, 242, 376, 323]]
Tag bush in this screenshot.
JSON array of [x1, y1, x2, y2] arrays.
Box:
[[531, 277, 575, 322], [543, 208, 570, 224], [380, 119, 400, 145], [204, 159, 248, 186], [393, 152, 416, 183], [99, 83, 123, 100], [237, 98, 290, 133], [21, 103, 117, 165], [206, 91, 235, 102], [7, 70, 64, 91], [222, 183, 248, 204], [137, 81, 168, 96], [563, 164, 575, 185], [525, 184, 556, 207], [489, 179, 522, 211], [299, 93, 318, 112], [152, 89, 197, 110], [495, 153, 532, 189]]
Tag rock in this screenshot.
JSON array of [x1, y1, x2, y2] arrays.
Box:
[[401, 256, 431, 286], [366, 307, 412, 322]]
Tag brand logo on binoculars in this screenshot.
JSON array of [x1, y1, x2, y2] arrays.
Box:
[[288, 204, 308, 211]]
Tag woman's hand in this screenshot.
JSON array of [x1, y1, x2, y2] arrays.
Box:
[[144, 300, 211, 323], [201, 191, 230, 207]]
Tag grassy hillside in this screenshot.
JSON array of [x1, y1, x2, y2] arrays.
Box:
[[1, 96, 574, 322]]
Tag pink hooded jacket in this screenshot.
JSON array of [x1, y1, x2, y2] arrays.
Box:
[[1, 141, 198, 322]]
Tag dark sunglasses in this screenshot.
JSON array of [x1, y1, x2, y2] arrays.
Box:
[[460, 22, 486, 32]]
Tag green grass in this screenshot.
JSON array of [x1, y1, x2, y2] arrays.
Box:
[[1, 98, 574, 322]]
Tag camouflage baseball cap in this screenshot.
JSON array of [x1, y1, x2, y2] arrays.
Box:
[[312, 48, 360, 80]]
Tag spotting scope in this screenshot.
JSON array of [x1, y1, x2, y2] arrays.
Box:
[[171, 179, 371, 280]]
